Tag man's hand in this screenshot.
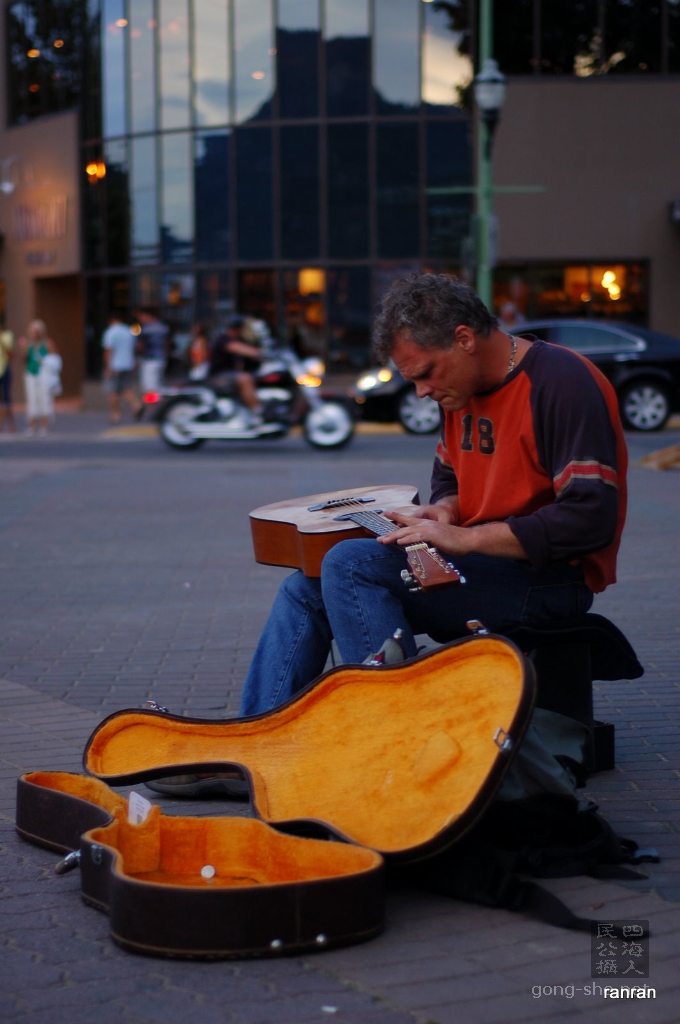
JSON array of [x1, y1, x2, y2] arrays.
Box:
[[378, 511, 528, 560], [386, 495, 459, 525]]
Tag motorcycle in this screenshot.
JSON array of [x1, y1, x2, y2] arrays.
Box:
[[143, 348, 355, 450]]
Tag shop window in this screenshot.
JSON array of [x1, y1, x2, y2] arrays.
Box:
[[493, 0, 535, 75], [238, 270, 276, 330], [282, 268, 326, 357], [104, 139, 130, 268], [130, 136, 159, 266], [493, 262, 649, 325], [101, 0, 127, 136], [196, 272, 233, 328], [327, 267, 371, 370]]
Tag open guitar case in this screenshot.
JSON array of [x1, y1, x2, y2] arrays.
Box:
[[16, 634, 536, 959]]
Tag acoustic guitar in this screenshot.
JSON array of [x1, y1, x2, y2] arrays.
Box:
[[249, 484, 464, 592]]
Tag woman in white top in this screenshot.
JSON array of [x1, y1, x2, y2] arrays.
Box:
[[20, 320, 59, 435]]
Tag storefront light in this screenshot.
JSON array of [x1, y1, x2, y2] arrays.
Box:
[[116, 18, 128, 28], [53, 39, 64, 48], [27, 48, 40, 58]]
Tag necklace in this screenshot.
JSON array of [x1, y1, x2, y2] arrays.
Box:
[[507, 334, 517, 375]]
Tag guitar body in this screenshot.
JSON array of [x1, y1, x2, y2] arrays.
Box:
[[249, 484, 420, 576]]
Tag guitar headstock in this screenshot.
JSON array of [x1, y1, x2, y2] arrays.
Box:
[[401, 544, 463, 592]]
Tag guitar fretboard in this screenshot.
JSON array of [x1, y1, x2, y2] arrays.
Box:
[[343, 510, 398, 537]]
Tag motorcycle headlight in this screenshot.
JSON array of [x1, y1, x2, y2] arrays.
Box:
[[303, 357, 325, 376], [296, 373, 322, 388], [356, 373, 378, 391]]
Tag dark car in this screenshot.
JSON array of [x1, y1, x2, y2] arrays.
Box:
[[518, 320, 680, 431], [350, 362, 441, 434], [351, 319, 680, 433]]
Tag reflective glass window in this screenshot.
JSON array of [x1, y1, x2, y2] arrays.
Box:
[[327, 124, 369, 259], [282, 269, 326, 357], [426, 121, 472, 258], [130, 136, 159, 265], [133, 271, 161, 308], [101, 0, 127, 136], [277, 0, 320, 118], [238, 270, 276, 328], [373, 0, 419, 115], [541, 1, 600, 75], [84, 1, 102, 139], [195, 131, 231, 263], [603, 1, 662, 74], [377, 123, 419, 259], [552, 324, 640, 354], [159, 0, 191, 130], [493, 0, 534, 75], [234, 0, 275, 124], [325, 0, 369, 116], [161, 273, 195, 358], [280, 126, 320, 260], [7, 0, 86, 125], [197, 272, 232, 327], [161, 132, 194, 264], [104, 138, 130, 267], [193, 0, 230, 126], [327, 267, 371, 370], [130, 0, 156, 134], [235, 128, 273, 260], [83, 143, 106, 269], [670, 0, 680, 72], [422, 1, 473, 110]]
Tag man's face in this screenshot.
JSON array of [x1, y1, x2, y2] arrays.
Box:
[[390, 331, 481, 412]]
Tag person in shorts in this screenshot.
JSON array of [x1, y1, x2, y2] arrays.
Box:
[[102, 314, 142, 423]]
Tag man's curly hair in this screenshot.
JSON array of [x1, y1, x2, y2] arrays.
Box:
[[372, 274, 498, 361]]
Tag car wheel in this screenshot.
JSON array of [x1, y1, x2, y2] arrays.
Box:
[[619, 380, 671, 432], [398, 387, 441, 434]]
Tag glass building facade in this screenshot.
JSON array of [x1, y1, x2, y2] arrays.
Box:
[[7, 1, 677, 373], [77, 0, 474, 372]]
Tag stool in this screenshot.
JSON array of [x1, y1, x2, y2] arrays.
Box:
[[505, 613, 644, 774]]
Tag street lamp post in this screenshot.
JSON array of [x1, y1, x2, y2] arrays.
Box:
[[473, 56, 506, 309]]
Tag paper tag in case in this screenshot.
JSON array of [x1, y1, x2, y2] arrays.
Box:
[[128, 790, 152, 825]]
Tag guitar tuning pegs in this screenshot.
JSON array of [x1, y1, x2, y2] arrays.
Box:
[[400, 569, 414, 585]]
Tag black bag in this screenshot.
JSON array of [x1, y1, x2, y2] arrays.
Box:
[[394, 709, 658, 932]]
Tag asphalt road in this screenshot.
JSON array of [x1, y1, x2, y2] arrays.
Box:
[[1, 412, 679, 1024]]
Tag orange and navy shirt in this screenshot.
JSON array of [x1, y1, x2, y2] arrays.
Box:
[[429, 339, 627, 593]]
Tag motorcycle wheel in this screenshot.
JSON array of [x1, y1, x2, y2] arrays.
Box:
[[303, 402, 354, 449], [159, 398, 206, 449]]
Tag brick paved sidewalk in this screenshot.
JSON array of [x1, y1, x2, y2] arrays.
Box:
[[1, 431, 679, 1023]]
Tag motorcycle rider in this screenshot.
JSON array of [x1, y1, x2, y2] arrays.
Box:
[[208, 314, 265, 427]]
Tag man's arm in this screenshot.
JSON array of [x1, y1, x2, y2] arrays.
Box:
[[379, 512, 527, 559]]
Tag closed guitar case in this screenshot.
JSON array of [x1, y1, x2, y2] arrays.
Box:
[[16, 634, 535, 959]]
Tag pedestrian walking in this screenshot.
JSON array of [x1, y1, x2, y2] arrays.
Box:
[[136, 307, 169, 395], [102, 314, 142, 422], [20, 319, 59, 436], [0, 319, 15, 433]]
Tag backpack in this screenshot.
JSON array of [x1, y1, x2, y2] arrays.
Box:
[[394, 709, 658, 931]]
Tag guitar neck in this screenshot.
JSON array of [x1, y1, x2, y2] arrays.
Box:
[[342, 509, 398, 538]]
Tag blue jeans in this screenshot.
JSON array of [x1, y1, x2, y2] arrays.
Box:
[[239, 539, 593, 716]]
